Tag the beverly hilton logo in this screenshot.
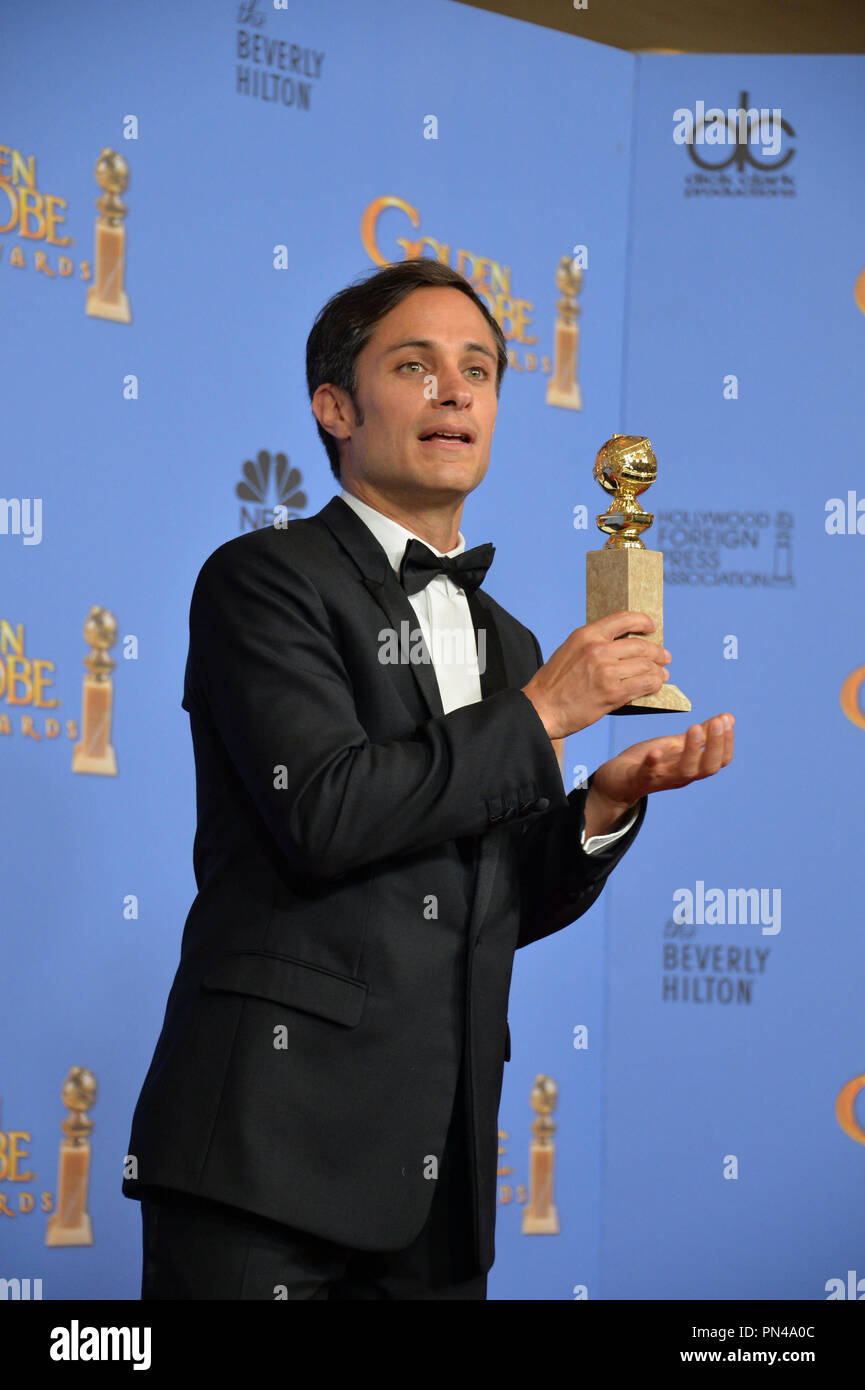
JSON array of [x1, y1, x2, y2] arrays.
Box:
[[236, 450, 307, 531], [234, 0, 326, 112]]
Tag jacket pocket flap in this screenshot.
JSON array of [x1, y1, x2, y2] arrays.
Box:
[[202, 950, 367, 1027]]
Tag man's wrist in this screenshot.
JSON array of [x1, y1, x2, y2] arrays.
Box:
[[520, 683, 554, 739], [583, 782, 638, 839]]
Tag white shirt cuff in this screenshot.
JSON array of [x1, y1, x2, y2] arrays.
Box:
[[580, 808, 639, 855]]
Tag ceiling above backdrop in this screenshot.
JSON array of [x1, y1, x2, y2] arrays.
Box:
[[458, 0, 865, 53]]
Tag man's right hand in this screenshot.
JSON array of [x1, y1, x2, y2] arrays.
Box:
[[521, 611, 671, 739]]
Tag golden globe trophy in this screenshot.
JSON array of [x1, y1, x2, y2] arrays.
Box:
[[586, 434, 691, 714], [86, 148, 132, 324], [72, 607, 119, 775], [522, 1074, 560, 1235], [45, 1068, 97, 1247], [546, 254, 583, 411]]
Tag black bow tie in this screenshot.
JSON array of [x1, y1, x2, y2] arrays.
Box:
[[398, 538, 495, 597]]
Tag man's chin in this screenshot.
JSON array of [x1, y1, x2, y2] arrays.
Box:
[[407, 454, 488, 494]]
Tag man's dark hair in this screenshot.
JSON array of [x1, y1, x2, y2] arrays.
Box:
[[306, 259, 508, 481]]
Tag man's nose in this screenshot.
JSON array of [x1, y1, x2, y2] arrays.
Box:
[[434, 365, 473, 408]]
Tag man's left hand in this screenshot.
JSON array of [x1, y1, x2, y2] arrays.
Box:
[[583, 712, 735, 837]]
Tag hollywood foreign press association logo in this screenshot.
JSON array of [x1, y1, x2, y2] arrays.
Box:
[[236, 450, 307, 532], [656, 507, 794, 590], [674, 90, 796, 199]]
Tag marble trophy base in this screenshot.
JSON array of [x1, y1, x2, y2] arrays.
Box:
[[586, 547, 691, 714]]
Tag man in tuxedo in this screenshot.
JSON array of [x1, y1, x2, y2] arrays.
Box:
[[123, 258, 733, 1300]]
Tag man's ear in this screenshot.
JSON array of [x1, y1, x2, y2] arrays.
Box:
[[311, 383, 356, 442]]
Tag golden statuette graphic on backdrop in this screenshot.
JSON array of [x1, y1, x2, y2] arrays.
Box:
[[45, 1068, 97, 1247], [86, 148, 132, 324], [72, 606, 118, 775], [546, 254, 583, 411], [586, 434, 691, 714], [522, 1074, 559, 1235]]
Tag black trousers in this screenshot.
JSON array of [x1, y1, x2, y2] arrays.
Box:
[[139, 1057, 487, 1300]]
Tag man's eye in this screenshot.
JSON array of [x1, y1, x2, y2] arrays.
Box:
[[466, 366, 488, 378], [399, 361, 425, 372]]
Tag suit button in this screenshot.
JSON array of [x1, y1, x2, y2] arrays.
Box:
[[535, 797, 550, 812]]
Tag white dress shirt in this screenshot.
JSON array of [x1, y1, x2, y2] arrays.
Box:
[[339, 488, 637, 854]]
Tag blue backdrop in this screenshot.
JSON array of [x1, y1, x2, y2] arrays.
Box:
[[1, 0, 863, 1301]]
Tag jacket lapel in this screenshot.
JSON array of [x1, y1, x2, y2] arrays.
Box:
[[316, 495, 511, 942], [466, 586, 507, 699], [317, 495, 516, 718], [317, 495, 444, 719]]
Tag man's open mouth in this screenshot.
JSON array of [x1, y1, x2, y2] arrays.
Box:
[[418, 430, 474, 443]]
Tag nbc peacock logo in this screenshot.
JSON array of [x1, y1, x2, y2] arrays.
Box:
[[235, 450, 307, 532]]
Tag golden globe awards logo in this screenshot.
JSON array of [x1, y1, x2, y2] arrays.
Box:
[[0, 1071, 96, 1244], [0, 141, 132, 319], [0, 142, 89, 284], [361, 195, 558, 382], [0, 1098, 51, 1220], [836, 1075, 865, 1145], [1, 609, 120, 769], [0, 619, 62, 741], [840, 667, 865, 730], [829, 1073, 865, 1297]]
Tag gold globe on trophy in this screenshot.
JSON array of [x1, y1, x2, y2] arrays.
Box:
[[594, 432, 657, 548]]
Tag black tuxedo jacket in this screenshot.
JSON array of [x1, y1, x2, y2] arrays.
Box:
[[122, 494, 646, 1273]]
